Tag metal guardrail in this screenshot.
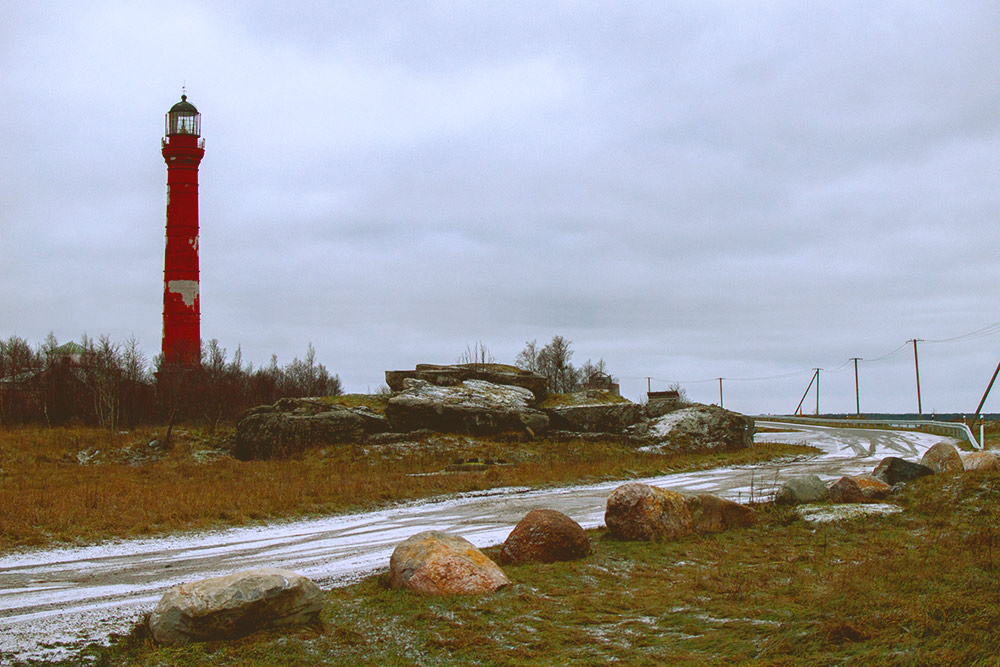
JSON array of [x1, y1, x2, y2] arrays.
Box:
[[753, 415, 981, 450]]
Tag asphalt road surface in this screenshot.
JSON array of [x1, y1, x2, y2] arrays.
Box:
[[0, 423, 953, 661]]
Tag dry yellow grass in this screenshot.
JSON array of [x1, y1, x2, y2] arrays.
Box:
[[0, 425, 815, 552]]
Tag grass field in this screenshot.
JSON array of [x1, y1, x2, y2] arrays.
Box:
[[71, 468, 1000, 667], [0, 424, 813, 552]]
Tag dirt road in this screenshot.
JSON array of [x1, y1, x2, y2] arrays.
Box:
[[0, 424, 951, 661]]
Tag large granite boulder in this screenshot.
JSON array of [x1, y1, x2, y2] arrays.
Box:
[[499, 509, 590, 565], [872, 457, 934, 486], [389, 531, 509, 595], [828, 476, 865, 504], [919, 442, 964, 473], [148, 568, 323, 645], [626, 404, 754, 454], [684, 493, 755, 532], [775, 474, 830, 504], [233, 398, 386, 460], [546, 399, 646, 434], [385, 379, 549, 435], [605, 482, 693, 541], [386, 364, 548, 401], [963, 451, 1000, 471]]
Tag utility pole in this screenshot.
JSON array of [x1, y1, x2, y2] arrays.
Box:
[[794, 369, 819, 416], [973, 361, 1000, 420], [718, 378, 724, 408], [814, 368, 820, 415], [850, 357, 862, 416], [908, 339, 923, 416]]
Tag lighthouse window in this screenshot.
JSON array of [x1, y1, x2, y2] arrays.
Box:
[[168, 113, 200, 135]]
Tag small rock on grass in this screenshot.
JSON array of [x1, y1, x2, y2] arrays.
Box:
[[389, 530, 509, 595], [149, 568, 323, 645], [774, 475, 829, 505], [499, 509, 590, 565], [684, 493, 755, 532], [919, 442, 964, 473], [828, 476, 865, 504], [605, 482, 693, 541], [872, 457, 934, 486], [853, 475, 891, 499], [963, 451, 1000, 471]]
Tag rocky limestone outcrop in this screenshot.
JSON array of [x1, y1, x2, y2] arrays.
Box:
[[499, 509, 591, 565], [626, 404, 754, 454], [683, 493, 755, 532], [605, 482, 693, 541], [963, 450, 1000, 471], [775, 474, 829, 504], [919, 442, 964, 473], [828, 476, 865, 504], [386, 364, 548, 401], [385, 379, 549, 435], [546, 402, 646, 434], [233, 398, 386, 460], [148, 568, 323, 645], [872, 457, 934, 486], [389, 530, 509, 595]]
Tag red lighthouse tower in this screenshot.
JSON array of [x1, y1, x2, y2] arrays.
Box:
[[161, 93, 205, 368]]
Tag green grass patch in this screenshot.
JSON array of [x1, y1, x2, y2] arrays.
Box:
[[83, 471, 1000, 666]]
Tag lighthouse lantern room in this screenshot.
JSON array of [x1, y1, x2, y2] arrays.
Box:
[[161, 93, 205, 369]]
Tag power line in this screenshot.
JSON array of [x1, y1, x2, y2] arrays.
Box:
[[925, 321, 1000, 344], [624, 320, 1000, 393]]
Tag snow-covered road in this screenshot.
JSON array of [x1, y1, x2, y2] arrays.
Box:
[[0, 424, 953, 662]]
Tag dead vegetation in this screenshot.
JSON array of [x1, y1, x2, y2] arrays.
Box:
[[0, 425, 813, 553], [84, 470, 1000, 666]]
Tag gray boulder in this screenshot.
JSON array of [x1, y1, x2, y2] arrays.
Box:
[[775, 474, 830, 504], [386, 363, 548, 401], [546, 401, 646, 434], [872, 457, 934, 486], [385, 379, 549, 435], [233, 398, 386, 460], [627, 404, 754, 454], [149, 568, 323, 645]]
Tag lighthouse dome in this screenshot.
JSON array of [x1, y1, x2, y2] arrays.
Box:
[[165, 94, 201, 136], [169, 94, 198, 114]]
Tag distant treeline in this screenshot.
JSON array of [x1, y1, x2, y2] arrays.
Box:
[[0, 334, 342, 428]]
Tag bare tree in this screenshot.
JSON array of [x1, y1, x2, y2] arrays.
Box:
[[579, 358, 612, 384], [458, 341, 495, 370], [668, 382, 691, 407], [514, 339, 540, 374], [83, 335, 124, 430], [516, 335, 591, 394]]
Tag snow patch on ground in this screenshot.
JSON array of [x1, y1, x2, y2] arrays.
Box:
[[796, 503, 903, 523], [0, 424, 956, 661]]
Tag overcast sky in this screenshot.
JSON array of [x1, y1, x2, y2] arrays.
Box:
[[3, 1, 999, 414]]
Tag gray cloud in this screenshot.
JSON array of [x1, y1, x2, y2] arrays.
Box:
[[3, 1, 999, 414]]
